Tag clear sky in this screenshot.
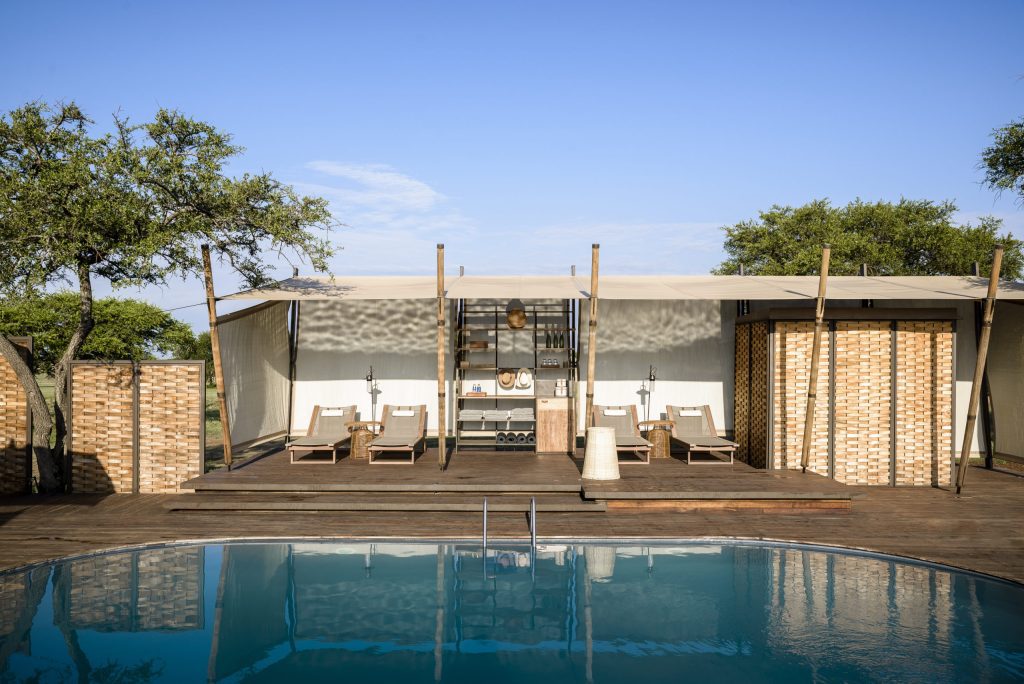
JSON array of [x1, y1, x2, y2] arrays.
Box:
[[3, 0, 1023, 328]]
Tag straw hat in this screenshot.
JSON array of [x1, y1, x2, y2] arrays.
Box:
[[515, 367, 533, 389], [497, 368, 516, 389]]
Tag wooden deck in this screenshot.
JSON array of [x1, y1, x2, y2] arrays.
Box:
[[184, 450, 583, 493], [1, 467, 1022, 582], [181, 448, 851, 511]]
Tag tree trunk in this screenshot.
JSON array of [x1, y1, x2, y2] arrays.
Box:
[[53, 263, 95, 490], [0, 335, 57, 491]]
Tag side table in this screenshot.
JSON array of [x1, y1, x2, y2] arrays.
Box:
[[637, 419, 673, 459], [348, 421, 380, 460]]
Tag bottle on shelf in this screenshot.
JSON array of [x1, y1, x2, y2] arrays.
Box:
[[545, 329, 551, 348]]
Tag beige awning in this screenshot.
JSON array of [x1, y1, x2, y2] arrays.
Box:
[[445, 275, 587, 300], [595, 275, 1024, 300], [221, 275, 438, 300], [222, 274, 1024, 301]]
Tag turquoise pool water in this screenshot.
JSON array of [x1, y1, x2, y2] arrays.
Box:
[[0, 541, 1021, 683]]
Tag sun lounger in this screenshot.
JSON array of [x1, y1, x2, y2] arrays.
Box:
[[666, 405, 736, 464], [593, 405, 651, 464], [368, 404, 427, 464], [288, 405, 357, 464]]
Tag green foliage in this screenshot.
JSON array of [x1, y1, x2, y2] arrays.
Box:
[[714, 198, 1022, 279], [0, 101, 334, 297], [165, 330, 215, 385], [982, 117, 1024, 205], [0, 293, 198, 375]]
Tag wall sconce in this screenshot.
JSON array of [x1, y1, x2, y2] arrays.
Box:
[[647, 365, 657, 393], [366, 366, 379, 422], [366, 366, 376, 395]]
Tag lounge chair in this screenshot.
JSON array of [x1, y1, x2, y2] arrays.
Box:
[[288, 405, 357, 464], [592, 405, 651, 464], [368, 404, 426, 464], [666, 405, 736, 464]]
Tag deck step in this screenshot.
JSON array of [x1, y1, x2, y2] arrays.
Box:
[[165, 493, 605, 513]]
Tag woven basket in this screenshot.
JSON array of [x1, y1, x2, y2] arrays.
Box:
[[582, 427, 620, 480]]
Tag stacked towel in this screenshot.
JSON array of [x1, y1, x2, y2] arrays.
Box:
[[483, 409, 509, 421], [459, 409, 486, 421], [509, 407, 535, 420]]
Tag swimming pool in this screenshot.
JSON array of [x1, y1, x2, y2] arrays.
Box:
[[0, 540, 1021, 682]]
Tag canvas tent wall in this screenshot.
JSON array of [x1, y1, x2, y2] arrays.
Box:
[[988, 301, 1024, 462], [217, 302, 291, 448]]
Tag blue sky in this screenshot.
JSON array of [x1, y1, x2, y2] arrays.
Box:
[[3, 0, 1023, 328]]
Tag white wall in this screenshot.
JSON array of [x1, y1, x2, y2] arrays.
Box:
[[292, 299, 453, 435], [578, 300, 735, 434]]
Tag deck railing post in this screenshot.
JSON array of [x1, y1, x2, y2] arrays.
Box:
[[800, 245, 831, 473], [202, 244, 233, 468], [956, 246, 1003, 494]]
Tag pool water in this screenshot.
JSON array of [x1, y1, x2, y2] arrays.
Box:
[[1, 541, 1022, 683]]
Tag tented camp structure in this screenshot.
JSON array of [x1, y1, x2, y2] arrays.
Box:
[[209, 255, 1024, 488]]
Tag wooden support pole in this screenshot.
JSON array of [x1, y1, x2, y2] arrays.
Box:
[[585, 244, 600, 433], [437, 244, 447, 470], [800, 245, 831, 473], [956, 246, 1003, 494], [202, 245, 233, 468], [285, 266, 300, 440]]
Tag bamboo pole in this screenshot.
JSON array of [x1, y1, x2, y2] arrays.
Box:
[[437, 244, 447, 470], [800, 245, 831, 473], [202, 245, 233, 468], [585, 244, 600, 434], [956, 246, 1003, 494]]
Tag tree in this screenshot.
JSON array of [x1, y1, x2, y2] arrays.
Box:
[[165, 330, 215, 385], [0, 101, 333, 491], [714, 198, 1022, 279], [0, 293, 198, 375], [982, 116, 1024, 205]]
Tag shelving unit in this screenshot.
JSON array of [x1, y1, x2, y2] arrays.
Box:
[[453, 300, 579, 455]]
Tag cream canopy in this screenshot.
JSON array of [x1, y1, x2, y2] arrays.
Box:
[[222, 274, 1024, 301]]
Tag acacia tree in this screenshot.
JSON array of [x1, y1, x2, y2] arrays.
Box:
[[0, 102, 332, 491], [714, 198, 1022, 278], [982, 116, 1024, 205]]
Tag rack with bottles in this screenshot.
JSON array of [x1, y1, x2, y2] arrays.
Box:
[[452, 299, 579, 454]]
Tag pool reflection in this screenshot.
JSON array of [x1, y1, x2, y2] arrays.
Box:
[[1, 542, 1022, 683]]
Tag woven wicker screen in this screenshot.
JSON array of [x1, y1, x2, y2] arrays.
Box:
[[137, 363, 204, 493], [71, 362, 135, 493], [734, 324, 751, 463], [71, 361, 204, 494], [772, 322, 831, 476], [733, 322, 769, 468], [894, 321, 953, 486], [738, 318, 954, 486], [833, 322, 893, 485], [0, 338, 31, 494]]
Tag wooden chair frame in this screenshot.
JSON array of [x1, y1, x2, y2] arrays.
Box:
[[593, 404, 651, 465], [368, 404, 427, 464], [287, 404, 356, 464], [666, 405, 736, 465]]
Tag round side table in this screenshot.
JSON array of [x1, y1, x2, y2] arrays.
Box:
[[348, 421, 380, 460], [638, 420, 673, 459]]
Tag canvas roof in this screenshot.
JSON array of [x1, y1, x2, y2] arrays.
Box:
[[222, 274, 1024, 302]]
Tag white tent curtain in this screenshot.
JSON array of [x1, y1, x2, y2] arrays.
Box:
[[218, 301, 291, 447], [989, 302, 1024, 460]]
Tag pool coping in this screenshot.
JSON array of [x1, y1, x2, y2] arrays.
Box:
[[2, 534, 1021, 588]]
